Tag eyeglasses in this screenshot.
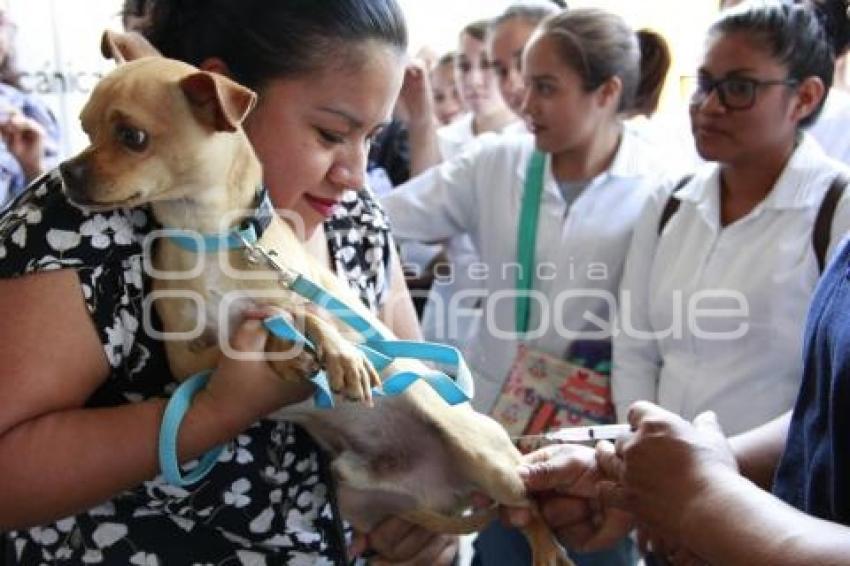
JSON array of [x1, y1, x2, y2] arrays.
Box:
[[683, 75, 799, 111]]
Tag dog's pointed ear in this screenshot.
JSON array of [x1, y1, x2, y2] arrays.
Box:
[[101, 30, 161, 63], [178, 71, 258, 132]]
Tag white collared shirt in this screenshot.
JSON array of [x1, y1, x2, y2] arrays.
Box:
[[383, 126, 672, 411], [613, 134, 850, 434], [436, 113, 476, 161], [421, 114, 516, 350], [436, 113, 518, 160]]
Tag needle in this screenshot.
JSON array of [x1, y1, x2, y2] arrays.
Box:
[[512, 423, 632, 444]]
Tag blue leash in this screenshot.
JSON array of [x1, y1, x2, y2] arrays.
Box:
[[159, 227, 474, 486], [262, 312, 473, 409]]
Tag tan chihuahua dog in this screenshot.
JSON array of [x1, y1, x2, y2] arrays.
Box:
[[59, 31, 573, 566]]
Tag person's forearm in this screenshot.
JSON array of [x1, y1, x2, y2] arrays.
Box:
[[0, 389, 252, 529], [728, 412, 790, 490], [0, 399, 166, 528], [682, 467, 850, 565], [407, 117, 441, 176]]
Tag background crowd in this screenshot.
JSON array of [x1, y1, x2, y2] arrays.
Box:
[[2, 0, 850, 565]]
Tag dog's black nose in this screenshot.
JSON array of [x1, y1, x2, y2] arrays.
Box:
[[59, 159, 88, 186], [59, 158, 91, 198]]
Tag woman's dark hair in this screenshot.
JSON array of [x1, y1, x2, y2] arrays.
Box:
[[491, 1, 561, 31], [461, 20, 490, 43], [711, 3, 834, 128], [145, 0, 408, 90], [539, 8, 669, 115], [805, 0, 850, 56], [633, 29, 671, 116]]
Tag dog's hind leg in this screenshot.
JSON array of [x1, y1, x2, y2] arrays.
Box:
[[401, 504, 572, 565], [521, 513, 576, 566], [414, 408, 573, 565], [400, 507, 497, 535]]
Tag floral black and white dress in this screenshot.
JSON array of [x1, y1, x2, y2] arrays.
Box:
[[0, 171, 392, 566]]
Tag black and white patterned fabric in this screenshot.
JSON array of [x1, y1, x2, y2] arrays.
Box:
[[0, 171, 392, 565]]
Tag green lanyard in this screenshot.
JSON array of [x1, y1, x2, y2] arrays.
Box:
[[515, 150, 546, 336]]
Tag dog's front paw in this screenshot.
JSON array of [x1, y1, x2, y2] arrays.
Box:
[[317, 338, 381, 405]]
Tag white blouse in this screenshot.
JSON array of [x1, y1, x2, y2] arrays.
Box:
[[613, 134, 850, 434], [383, 127, 671, 411]]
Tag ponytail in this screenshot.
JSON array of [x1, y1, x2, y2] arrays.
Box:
[[632, 29, 672, 117], [540, 8, 655, 115]]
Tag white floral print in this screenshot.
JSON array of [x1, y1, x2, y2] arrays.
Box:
[[1, 175, 392, 565], [45, 228, 81, 252], [223, 478, 253, 509]]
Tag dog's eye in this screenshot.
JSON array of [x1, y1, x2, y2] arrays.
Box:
[[115, 125, 149, 152]]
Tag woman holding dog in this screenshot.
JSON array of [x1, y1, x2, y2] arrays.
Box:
[[0, 1, 454, 565], [384, 8, 674, 566]]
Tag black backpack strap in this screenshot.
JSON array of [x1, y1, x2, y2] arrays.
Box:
[[813, 173, 849, 273], [658, 174, 694, 235]]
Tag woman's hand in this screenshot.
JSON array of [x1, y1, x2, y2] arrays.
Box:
[[396, 59, 436, 129], [349, 516, 458, 565], [194, 309, 313, 440]]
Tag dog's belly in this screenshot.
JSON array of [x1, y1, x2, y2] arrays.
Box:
[[272, 391, 474, 530]]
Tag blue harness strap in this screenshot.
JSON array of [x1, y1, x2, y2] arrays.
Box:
[[261, 314, 472, 409], [159, 222, 476, 486], [261, 273, 473, 407], [167, 188, 275, 253], [288, 276, 387, 342], [169, 223, 258, 253]]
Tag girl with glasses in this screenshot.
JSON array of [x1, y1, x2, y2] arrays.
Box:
[[614, 3, 850, 444]]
